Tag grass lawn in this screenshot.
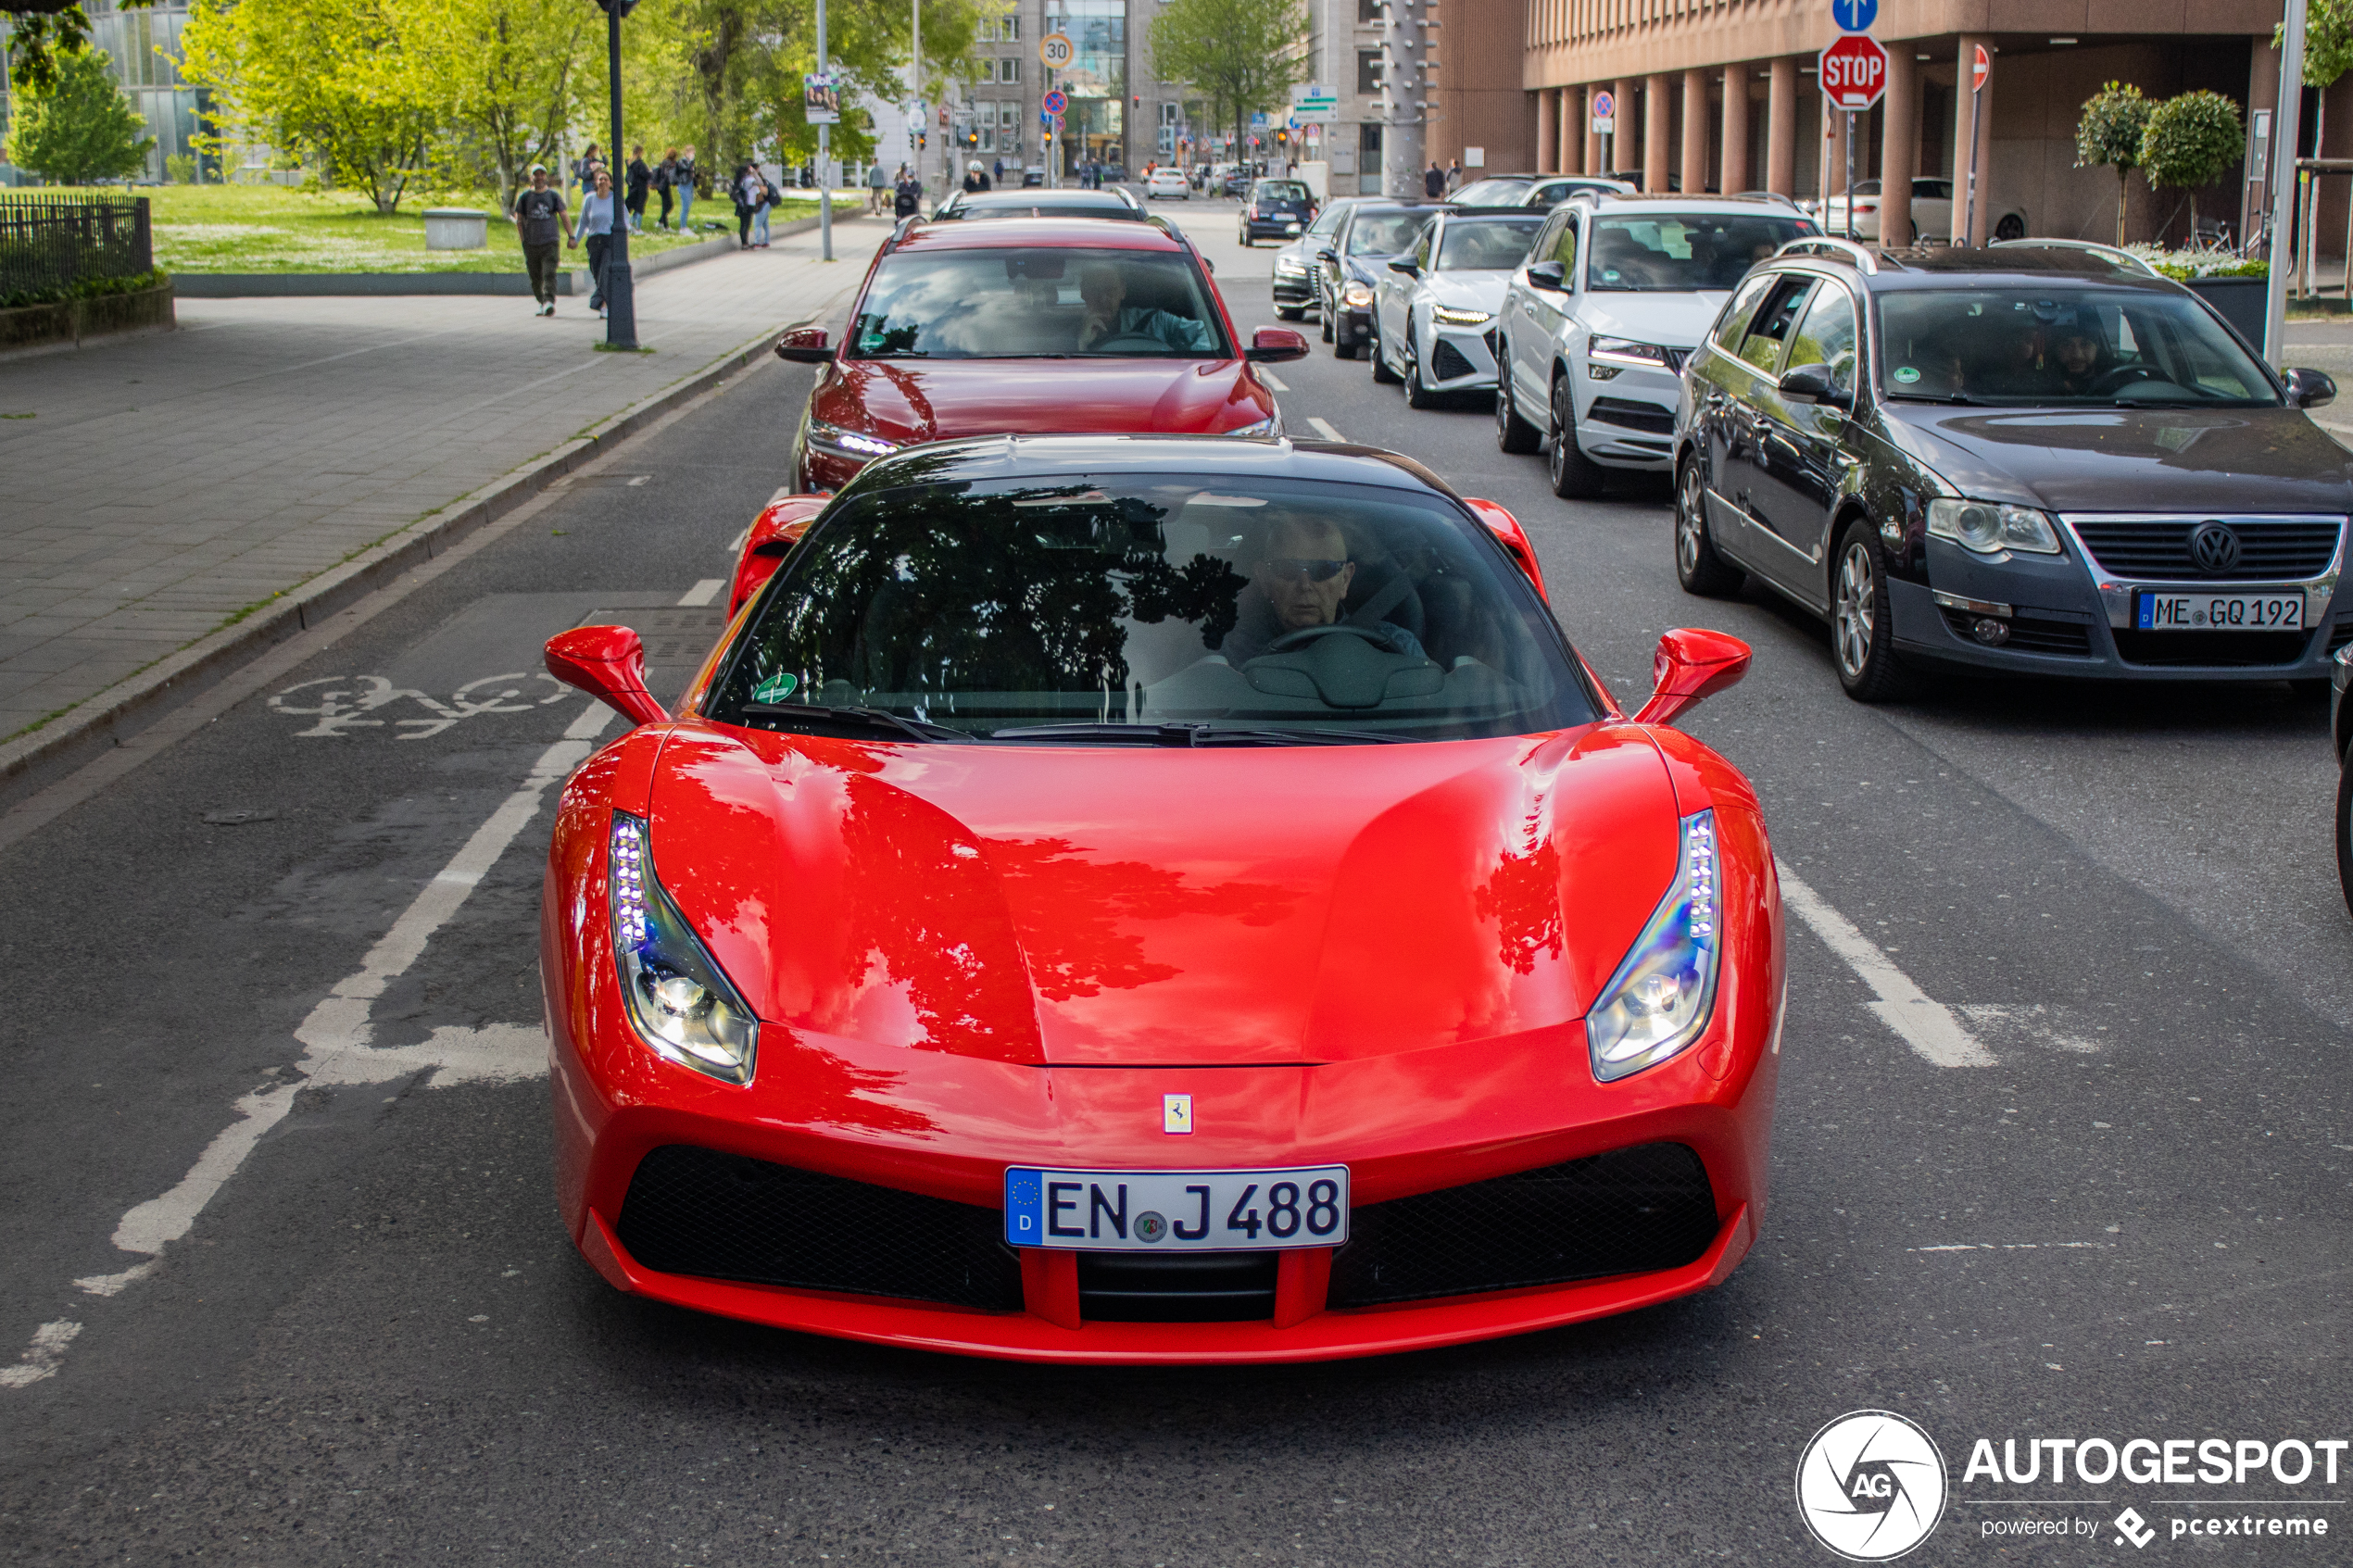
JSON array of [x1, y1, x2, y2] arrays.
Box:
[[51, 183, 853, 273]]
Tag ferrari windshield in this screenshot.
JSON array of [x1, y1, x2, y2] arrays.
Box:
[[711, 475, 1595, 743], [1436, 216, 1545, 270], [1878, 286, 2279, 406], [1587, 213, 1813, 291], [850, 247, 1227, 358]]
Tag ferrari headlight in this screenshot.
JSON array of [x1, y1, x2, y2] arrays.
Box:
[[1342, 281, 1375, 307], [805, 418, 899, 461], [1926, 498, 2061, 556], [609, 811, 759, 1085], [1432, 306, 1493, 327], [1585, 810, 1722, 1083], [1590, 336, 1674, 369], [1227, 413, 1281, 438]]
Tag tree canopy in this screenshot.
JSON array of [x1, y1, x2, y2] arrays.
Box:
[[1148, 0, 1308, 164], [4, 44, 155, 183], [2140, 90, 2245, 239], [0, 0, 152, 94], [2074, 82, 2152, 246]]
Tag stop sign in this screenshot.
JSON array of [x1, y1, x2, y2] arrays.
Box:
[[1820, 34, 1889, 111]]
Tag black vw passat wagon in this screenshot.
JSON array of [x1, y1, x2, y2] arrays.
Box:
[[1670, 241, 2351, 700]]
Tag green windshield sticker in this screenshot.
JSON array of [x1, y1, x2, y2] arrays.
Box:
[[752, 672, 800, 703], [1894, 366, 1921, 383]]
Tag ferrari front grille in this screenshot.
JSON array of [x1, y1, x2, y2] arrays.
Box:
[[1327, 1142, 1718, 1308], [616, 1146, 1024, 1311], [1076, 1251, 1277, 1322]]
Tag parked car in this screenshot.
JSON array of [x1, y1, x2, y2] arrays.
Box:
[[1453, 173, 1637, 210], [539, 433, 1783, 1361], [1318, 200, 1449, 359], [1495, 193, 1816, 495], [772, 217, 1303, 492], [1145, 166, 1190, 200], [1671, 243, 2352, 699], [1239, 178, 1315, 245], [1022, 165, 1045, 188], [1274, 198, 1360, 320], [1803, 177, 2024, 244], [929, 187, 1149, 224], [1221, 167, 1253, 198], [1368, 208, 1549, 407], [2336, 644, 2353, 914]]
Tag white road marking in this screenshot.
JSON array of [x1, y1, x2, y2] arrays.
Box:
[[1256, 368, 1290, 392], [1908, 1242, 2110, 1253], [1305, 416, 1345, 441], [1777, 860, 1994, 1069], [678, 578, 724, 607], [268, 671, 571, 739], [0, 1322, 81, 1388]]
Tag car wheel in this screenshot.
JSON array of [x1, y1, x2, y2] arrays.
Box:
[[1320, 295, 1335, 342], [1369, 316, 1402, 383], [1831, 521, 1912, 702], [1994, 213, 2026, 242], [1403, 327, 1439, 408], [2338, 747, 2353, 917], [1277, 306, 1304, 320], [1674, 458, 1744, 596], [1333, 315, 1357, 359], [1495, 357, 1542, 454], [1545, 375, 1606, 499]]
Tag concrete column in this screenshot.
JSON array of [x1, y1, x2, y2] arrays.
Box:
[[1616, 77, 1638, 178], [1681, 68, 1711, 194], [1538, 87, 1559, 174], [1767, 57, 1798, 196], [1879, 48, 1917, 246], [1583, 87, 1603, 174], [1720, 65, 1750, 195], [1643, 72, 1672, 192], [1952, 35, 1994, 245], [1559, 88, 1578, 174]]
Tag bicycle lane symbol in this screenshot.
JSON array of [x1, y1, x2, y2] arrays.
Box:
[[267, 672, 574, 739]]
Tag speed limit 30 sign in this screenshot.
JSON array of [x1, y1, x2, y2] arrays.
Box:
[[1039, 31, 1074, 69], [1818, 34, 1888, 111]]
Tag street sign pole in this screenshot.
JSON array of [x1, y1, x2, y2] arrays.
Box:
[[2265, 0, 2306, 363], [816, 0, 831, 260], [1845, 111, 1856, 241], [598, 0, 635, 351], [1962, 44, 1988, 247]]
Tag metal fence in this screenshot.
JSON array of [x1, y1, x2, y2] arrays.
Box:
[[0, 195, 154, 302]]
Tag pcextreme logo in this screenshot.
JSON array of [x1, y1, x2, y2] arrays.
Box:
[[1795, 1410, 1950, 1561]]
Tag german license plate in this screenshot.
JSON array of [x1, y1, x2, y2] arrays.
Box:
[[1003, 1165, 1350, 1252], [2136, 592, 2304, 631]]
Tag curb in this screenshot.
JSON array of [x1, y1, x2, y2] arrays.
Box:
[[0, 318, 809, 805]]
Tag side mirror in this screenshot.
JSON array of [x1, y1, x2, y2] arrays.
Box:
[[1314, 246, 1337, 262], [546, 626, 670, 728], [774, 324, 834, 363], [1776, 361, 1853, 410], [1526, 260, 1567, 292], [728, 494, 829, 617], [1387, 256, 1419, 276], [1245, 325, 1311, 362], [1461, 497, 1548, 601], [1631, 628, 1752, 727], [2284, 366, 2337, 409]]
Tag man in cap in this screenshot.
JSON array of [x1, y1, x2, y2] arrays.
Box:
[[510, 164, 568, 317]]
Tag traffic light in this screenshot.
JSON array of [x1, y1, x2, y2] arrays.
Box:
[[917, 131, 927, 149], [966, 130, 979, 149], [1275, 128, 1289, 145]]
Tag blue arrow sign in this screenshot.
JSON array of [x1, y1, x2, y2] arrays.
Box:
[[1831, 0, 1877, 32]]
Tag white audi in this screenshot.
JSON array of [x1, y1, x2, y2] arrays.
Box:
[[1367, 208, 1549, 407]]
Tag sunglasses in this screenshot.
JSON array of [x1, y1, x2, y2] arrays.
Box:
[[1263, 558, 1350, 583]]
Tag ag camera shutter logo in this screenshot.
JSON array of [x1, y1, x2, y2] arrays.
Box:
[[1796, 1410, 1949, 1560]]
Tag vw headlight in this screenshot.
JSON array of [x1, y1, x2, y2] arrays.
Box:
[[609, 811, 759, 1085], [1590, 336, 1674, 369], [1926, 499, 2061, 556], [805, 418, 900, 462], [1586, 810, 1722, 1083], [1432, 306, 1494, 327], [1341, 281, 1375, 308]]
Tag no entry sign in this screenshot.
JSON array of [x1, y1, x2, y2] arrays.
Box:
[[1819, 34, 1888, 112]]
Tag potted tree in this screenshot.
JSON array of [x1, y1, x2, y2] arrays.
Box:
[[2075, 82, 2151, 247], [2142, 91, 2262, 346]]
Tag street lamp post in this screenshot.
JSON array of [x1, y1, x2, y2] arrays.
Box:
[[595, 0, 637, 350]]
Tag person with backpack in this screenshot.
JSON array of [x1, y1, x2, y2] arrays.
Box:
[[653, 149, 679, 230], [756, 167, 783, 245], [675, 146, 698, 230], [866, 160, 891, 215], [893, 167, 923, 220]]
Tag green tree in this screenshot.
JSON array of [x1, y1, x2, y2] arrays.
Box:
[[1148, 0, 1307, 167], [0, 0, 154, 94], [182, 0, 439, 213], [2140, 90, 2246, 241], [2279, 0, 2353, 90], [4, 45, 154, 183], [2074, 82, 2152, 246], [408, 0, 591, 213]]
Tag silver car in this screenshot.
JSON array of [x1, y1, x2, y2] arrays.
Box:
[[1368, 209, 1549, 407]]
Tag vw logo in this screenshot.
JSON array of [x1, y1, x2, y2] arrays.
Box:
[[2190, 521, 2242, 574]]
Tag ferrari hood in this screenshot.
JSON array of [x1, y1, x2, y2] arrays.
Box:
[[647, 725, 1680, 1067], [812, 358, 1271, 447]]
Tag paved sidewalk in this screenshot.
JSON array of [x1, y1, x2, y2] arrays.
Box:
[[0, 220, 884, 750]]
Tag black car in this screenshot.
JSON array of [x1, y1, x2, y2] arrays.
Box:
[[1274, 198, 1360, 320], [1239, 179, 1315, 245], [1318, 201, 1446, 358], [1221, 167, 1252, 198], [1672, 242, 2350, 699], [928, 186, 1147, 223], [2336, 646, 2353, 914]]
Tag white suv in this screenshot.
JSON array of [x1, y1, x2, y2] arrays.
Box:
[[1494, 194, 1817, 497]]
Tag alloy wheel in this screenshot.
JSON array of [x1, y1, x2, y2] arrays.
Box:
[[1676, 465, 1705, 576], [1834, 541, 1875, 678]]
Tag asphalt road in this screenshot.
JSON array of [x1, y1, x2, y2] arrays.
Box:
[[0, 199, 2346, 1566]]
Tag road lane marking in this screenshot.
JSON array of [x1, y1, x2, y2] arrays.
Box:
[[1305, 416, 1345, 441], [678, 578, 724, 606], [1256, 368, 1290, 392], [0, 1322, 81, 1388], [1776, 860, 1994, 1068]]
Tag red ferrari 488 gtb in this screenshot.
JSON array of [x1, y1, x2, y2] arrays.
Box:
[[541, 434, 1782, 1363]]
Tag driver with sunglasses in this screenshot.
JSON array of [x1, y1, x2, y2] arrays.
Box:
[[1216, 513, 1426, 665]]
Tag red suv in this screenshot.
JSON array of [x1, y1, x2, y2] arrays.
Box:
[[777, 218, 1305, 492]]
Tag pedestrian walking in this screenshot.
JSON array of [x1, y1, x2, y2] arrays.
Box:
[[654, 148, 678, 230], [893, 167, 923, 220], [993, 156, 1005, 186], [510, 163, 568, 317], [1424, 160, 1445, 198], [577, 144, 602, 193], [756, 167, 782, 245], [866, 159, 891, 215], [963, 159, 990, 194], [572, 167, 619, 317], [676, 146, 698, 230], [624, 144, 651, 233], [734, 163, 769, 248], [1446, 159, 1462, 194]]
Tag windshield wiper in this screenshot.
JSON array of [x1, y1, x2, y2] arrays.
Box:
[[986, 721, 1408, 746], [1886, 390, 1982, 405], [741, 702, 973, 743]]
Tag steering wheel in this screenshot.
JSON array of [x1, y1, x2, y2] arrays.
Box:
[[2090, 365, 2157, 394], [1088, 331, 1169, 353], [1265, 623, 1400, 655]]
